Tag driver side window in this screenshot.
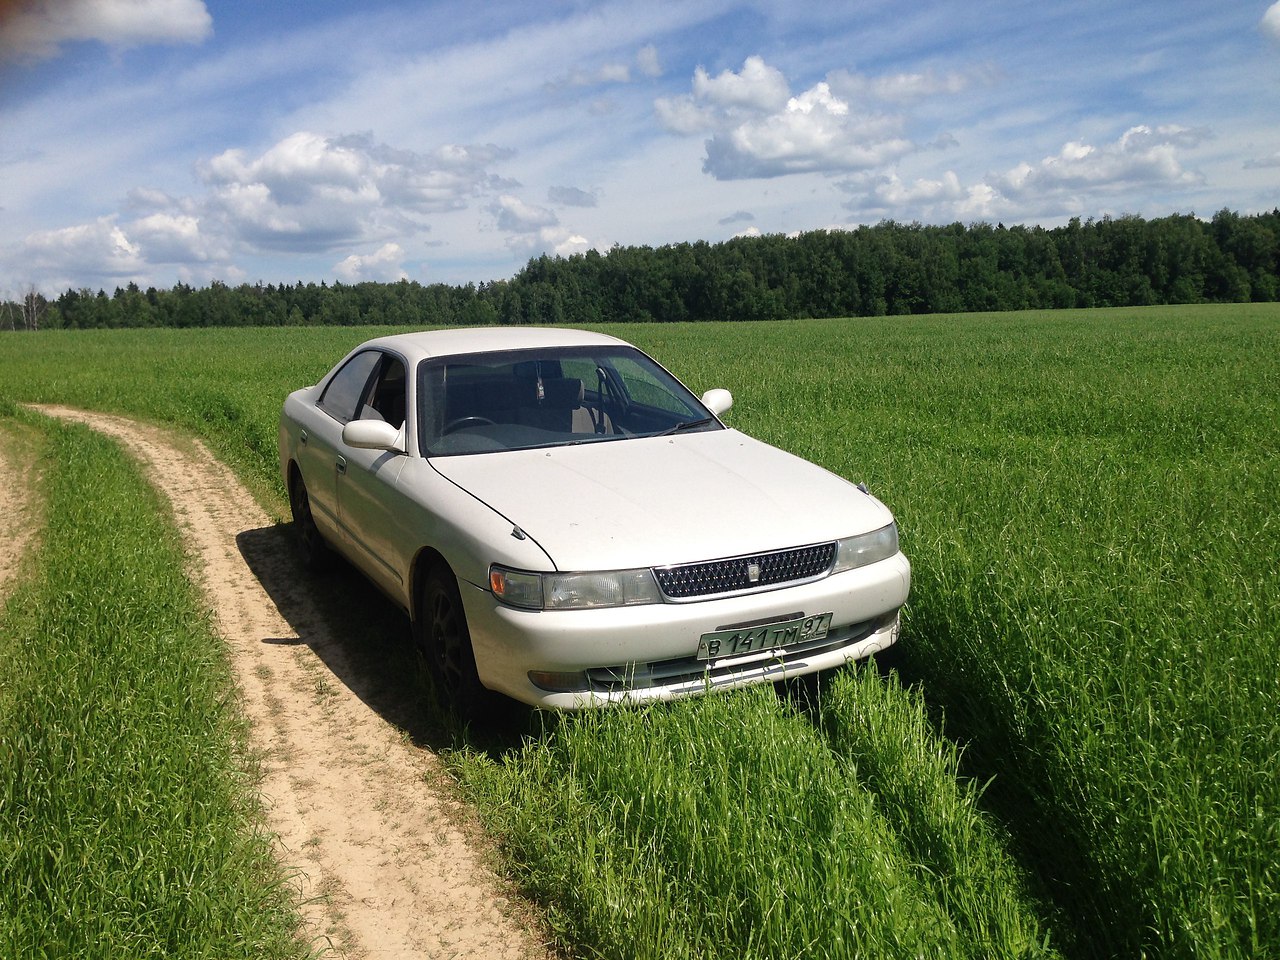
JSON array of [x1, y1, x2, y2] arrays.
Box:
[[358, 356, 407, 429]]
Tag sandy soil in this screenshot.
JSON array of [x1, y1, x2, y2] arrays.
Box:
[[31, 406, 553, 960], [0, 424, 40, 600]]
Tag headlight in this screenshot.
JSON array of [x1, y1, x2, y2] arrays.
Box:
[[832, 522, 899, 573], [490, 565, 662, 610]]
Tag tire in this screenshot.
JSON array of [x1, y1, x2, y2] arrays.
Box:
[[289, 469, 331, 571], [414, 564, 484, 716]]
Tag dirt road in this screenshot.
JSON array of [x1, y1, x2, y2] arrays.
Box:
[[31, 407, 552, 960], [0, 422, 39, 599]]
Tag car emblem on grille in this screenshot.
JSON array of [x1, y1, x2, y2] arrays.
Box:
[[747, 562, 761, 583]]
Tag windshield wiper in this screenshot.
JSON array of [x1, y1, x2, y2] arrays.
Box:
[[653, 417, 715, 437]]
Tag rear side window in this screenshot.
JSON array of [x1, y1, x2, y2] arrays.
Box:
[[318, 351, 381, 424]]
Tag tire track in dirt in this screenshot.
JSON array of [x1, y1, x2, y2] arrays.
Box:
[[32, 406, 552, 960], [0, 422, 40, 600]]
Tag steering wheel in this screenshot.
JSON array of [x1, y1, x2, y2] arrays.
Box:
[[443, 415, 496, 435]]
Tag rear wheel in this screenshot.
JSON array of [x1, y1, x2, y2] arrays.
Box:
[[414, 564, 484, 716], [289, 469, 331, 571]]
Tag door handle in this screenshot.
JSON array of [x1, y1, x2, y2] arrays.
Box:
[[336, 457, 347, 476], [299, 429, 308, 446]]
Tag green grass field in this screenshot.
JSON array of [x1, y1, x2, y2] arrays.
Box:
[[1, 303, 1275, 959], [0, 415, 304, 959]]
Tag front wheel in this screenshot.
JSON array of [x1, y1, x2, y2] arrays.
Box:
[[414, 565, 484, 716], [289, 469, 331, 571]]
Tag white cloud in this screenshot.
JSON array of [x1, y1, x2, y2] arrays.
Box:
[[0, 0, 211, 62], [493, 195, 559, 233], [876, 171, 965, 205], [1262, 2, 1280, 42], [11, 127, 521, 292], [552, 233, 591, 257], [692, 56, 790, 112], [503, 224, 594, 261], [705, 82, 913, 179], [23, 217, 144, 277], [657, 57, 915, 179], [334, 243, 408, 282], [130, 212, 220, 263], [200, 131, 513, 251], [842, 125, 1211, 223], [993, 125, 1208, 197]]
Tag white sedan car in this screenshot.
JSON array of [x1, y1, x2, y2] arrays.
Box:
[[279, 327, 910, 710]]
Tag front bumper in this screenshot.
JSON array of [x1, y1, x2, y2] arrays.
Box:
[[461, 551, 910, 709]]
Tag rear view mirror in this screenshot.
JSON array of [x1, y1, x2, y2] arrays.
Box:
[[343, 419, 404, 452], [701, 388, 733, 417]]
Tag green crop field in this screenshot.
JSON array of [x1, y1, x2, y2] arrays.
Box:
[[1, 303, 1276, 959]]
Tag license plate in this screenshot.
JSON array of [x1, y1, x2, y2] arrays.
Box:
[[697, 612, 833, 661]]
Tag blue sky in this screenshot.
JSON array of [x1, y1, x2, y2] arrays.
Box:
[[2, 0, 1278, 296]]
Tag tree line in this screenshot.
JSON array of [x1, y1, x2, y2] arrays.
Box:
[[5, 209, 1278, 331]]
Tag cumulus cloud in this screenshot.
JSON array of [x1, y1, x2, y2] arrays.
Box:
[[23, 216, 145, 277], [692, 56, 791, 112], [839, 169, 1004, 222], [17, 128, 521, 290], [488, 194, 602, 260], [842, 125, 1209, 223], [201, 131, 513, 251], [1262, 2, 1280, 42], [129, 212, 222, 263], [493, 194, 559, 233], [657, 56, 914, 180], [502, 224, 593, 261], [0, 0, 211, 62], [718, 210, 755, 225], [334, 243, 408, 282], [704, 82, 912, 179], [993, 125, 1208, 197], [551, 233, 592, 257]]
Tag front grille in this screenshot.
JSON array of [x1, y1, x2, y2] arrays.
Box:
[[653, 542, 836, 600]]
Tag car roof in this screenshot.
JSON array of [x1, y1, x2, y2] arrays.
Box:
[[358, 327, 631, 364]]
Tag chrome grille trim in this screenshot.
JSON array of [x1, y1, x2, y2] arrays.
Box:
[[653, 542, 837, 601]]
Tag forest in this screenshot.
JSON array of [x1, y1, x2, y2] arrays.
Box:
[[5, 208, 1279, 330]]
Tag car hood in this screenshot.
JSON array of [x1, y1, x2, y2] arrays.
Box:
[[428, 429, 893, 570]]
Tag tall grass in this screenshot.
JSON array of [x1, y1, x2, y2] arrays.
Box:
[[460, 673, 1057, 960], [0, 415, 304, 959], [0, 303, 1275, 958]]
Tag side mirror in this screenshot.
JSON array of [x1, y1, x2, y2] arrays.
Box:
[[343, 419, 404, 453], [701, 388, 733, 417]]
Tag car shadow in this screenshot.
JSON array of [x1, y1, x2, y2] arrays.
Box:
[[234, 522, 538, 756]]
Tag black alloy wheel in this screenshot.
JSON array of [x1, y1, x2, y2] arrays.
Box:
[[416, 565, 484, 715], [289, 471, 330, 571]]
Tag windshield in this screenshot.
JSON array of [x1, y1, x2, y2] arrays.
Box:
[[417, 345, 720, 456]]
